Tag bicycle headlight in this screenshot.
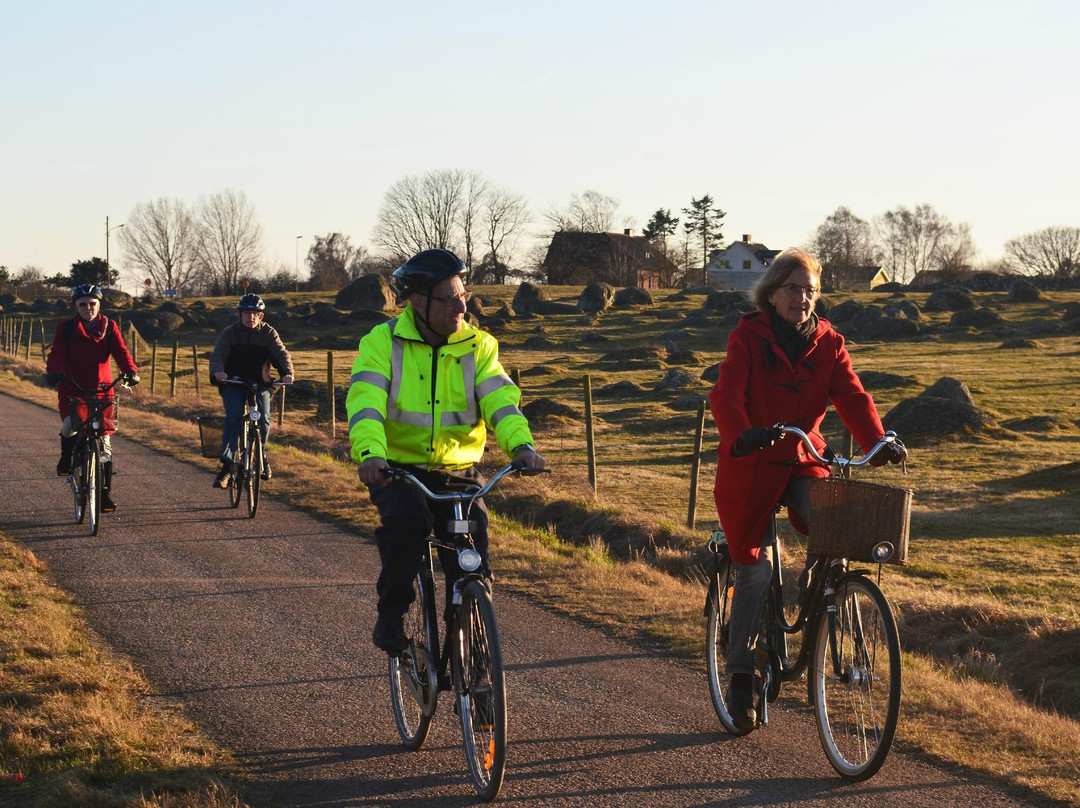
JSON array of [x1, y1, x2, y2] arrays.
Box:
[[248, 409, 260, 421], [458, 548, 482, 572], [91, 420, 101, 431], [871, 542, 895, 563]]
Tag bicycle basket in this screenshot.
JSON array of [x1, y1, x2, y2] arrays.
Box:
[[67, 395, 118, 434], [807, 476, 913, 565], [196, 416, 225, 459]]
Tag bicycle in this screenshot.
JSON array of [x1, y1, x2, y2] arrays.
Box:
[[384, 461, 546, 802], [220, 378, 286, 519], [705, 426, 910, 781], [61, 374, 134, 536]]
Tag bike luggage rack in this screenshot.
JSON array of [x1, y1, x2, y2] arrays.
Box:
[[807, 476, 913, 565], [196, 416, 225, 459]]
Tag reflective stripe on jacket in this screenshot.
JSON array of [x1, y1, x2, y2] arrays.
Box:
[[346, 305, 533, 469]]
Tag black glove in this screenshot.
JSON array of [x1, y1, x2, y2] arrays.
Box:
[[732, 426, 783, 458], [123, 372, 141, 386], [45, 373, 63, 387], [869, 439, 907, 467]]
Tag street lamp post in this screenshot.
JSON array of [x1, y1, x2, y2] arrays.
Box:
[[295, 235, 303, 293], [105, 216, 124, 289]]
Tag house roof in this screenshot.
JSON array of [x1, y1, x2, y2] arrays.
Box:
[[847, 266, 886, 281]]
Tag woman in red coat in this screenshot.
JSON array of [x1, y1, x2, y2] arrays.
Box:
[[707, 248, 904, 730], [45, 284, 139, 512]]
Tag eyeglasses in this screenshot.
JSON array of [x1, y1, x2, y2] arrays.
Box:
[[427, 291, 472, 306], [779, 284, 819, 298], [76, 301, 99, 308]]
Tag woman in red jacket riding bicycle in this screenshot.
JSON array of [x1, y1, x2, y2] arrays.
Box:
[[708, 248, 905, 730], [45, 284, 140, 512]]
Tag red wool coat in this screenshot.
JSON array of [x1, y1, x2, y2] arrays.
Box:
[[46, 315, 138, 428], [708, 311, 885, 564]]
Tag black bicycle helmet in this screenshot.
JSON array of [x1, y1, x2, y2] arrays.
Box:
[[391, 249, 467, 303], [71, 284, 103, 301], [236, 293, 265, 311]]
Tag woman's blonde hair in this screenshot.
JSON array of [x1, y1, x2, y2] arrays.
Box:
[[749, 247, 823, 311]]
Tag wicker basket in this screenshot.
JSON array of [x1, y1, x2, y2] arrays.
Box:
[[67, 395, 118, 433], [196, 416, 224, 459], [808, 476, 913, 565]]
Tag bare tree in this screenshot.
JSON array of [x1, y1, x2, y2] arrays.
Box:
[[192, 189, 264, 294], [808, 206, 879, 290], [308, 232, 364, 291], [936, 222, 978, 281], [118, 198, 198, 295], [458, 171, 490, 274], [474, 187, 530, 284], [372, 169, 468, 264], [1004, 226, 1080, 278], [874, 204, 952, 284], [544, 190, 619, 233]]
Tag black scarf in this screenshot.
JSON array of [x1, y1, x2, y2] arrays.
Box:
[[770, 307, 817, 366]]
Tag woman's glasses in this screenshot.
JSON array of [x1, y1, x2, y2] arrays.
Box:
[[779, 284, 819, 298]]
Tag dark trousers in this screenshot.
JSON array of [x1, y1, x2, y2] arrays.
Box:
[[368, 465, 490, 622], [219, 386, 271, 463]]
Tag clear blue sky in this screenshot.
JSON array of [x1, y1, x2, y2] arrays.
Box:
[[2, 0, 1077, 289]]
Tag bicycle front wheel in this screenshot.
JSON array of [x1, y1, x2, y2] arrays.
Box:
[[229, 428, 245, 509], [705, 552, 752, 736], [809, 574, 901, 781], [246, 429, 261, 518], [72, 445, 87, 524], [87, 447, 101, 536], [389, 570, 439, 749], [454, 579, 506, 802]]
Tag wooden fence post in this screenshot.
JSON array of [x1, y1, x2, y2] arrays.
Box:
[[327, 350, 336, 438], [40, 320, 48, 362], [169, 341, 179, 397], [150, 341, 158, 393], [687, 399, 707, 528], [277, 384, 285, 429], [583, 374, 597, 495], [24, 319, 33, 360], [192, 345, 201, 399], [129, 324, 139, 365]]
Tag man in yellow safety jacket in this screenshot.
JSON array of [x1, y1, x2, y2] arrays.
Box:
[[347, 248, 545, 652]]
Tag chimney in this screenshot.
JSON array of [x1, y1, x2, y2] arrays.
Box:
[[624, 228, 634, 237], [742, 234, 751, 243]]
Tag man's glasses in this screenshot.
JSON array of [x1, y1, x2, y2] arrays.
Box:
[[427, 291, 472, 306], [76, 301, 99, 308], [779, 284, 819, 298]]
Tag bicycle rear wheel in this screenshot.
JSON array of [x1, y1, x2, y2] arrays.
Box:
[[87, 446, 101, 536], [705, 552, 753, 736], [389, 570, 439, 749], [71, 444, 87, 524], [454, 579, 506, 802], [809, 574, 901, 781], [246, 428, 261, 518]]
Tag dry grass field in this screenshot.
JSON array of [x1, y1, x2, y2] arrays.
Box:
[[2, 281, 1079, 804]]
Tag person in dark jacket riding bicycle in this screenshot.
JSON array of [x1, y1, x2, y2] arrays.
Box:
[[708, 248, 905, 730], [208, 293, 294, 488], [44, 284, 140, 512]]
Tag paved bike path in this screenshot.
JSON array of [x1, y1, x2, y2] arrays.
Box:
[[0, 392, 1056, 807]]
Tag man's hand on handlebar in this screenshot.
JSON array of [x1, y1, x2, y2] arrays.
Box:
[[732, 426, 785, 458], [511, 445, 546, 472], [358, 456, 391, 487], [869, 437, 907, 467], [213, 372, 229, 384]]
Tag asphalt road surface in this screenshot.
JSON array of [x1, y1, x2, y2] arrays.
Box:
[[0, 392, 1059, 807]]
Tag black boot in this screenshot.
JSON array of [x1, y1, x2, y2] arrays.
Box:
[[57, 435, 75, 476], [101, 461, 116, 512]]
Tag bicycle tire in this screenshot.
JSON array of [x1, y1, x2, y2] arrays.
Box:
[[809, 574, 901, 781], [229, 425, 245, 509], [72, 444, 87, 524], [246, 427, 261, 518], [389, 569, 439, 749], [87, 446, 100, 536], [705, 552, 753, 736], [454, 579, 506, 802]]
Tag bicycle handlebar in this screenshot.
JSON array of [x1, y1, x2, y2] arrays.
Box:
[[775, 425, 907, 473], [222, 377, 290, 389], [383, 462, 549, 507], [56, 373, 133, 396]]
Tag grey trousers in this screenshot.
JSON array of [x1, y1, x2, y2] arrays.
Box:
[[725, 476, 812, 675]]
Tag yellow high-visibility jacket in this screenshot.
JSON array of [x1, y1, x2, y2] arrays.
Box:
[[346, 305, 533, 470]]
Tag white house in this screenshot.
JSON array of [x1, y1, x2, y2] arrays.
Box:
[[705, 235, 780, 290]]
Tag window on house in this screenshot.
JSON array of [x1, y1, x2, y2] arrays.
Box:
[[743, 260, 752, 269]]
